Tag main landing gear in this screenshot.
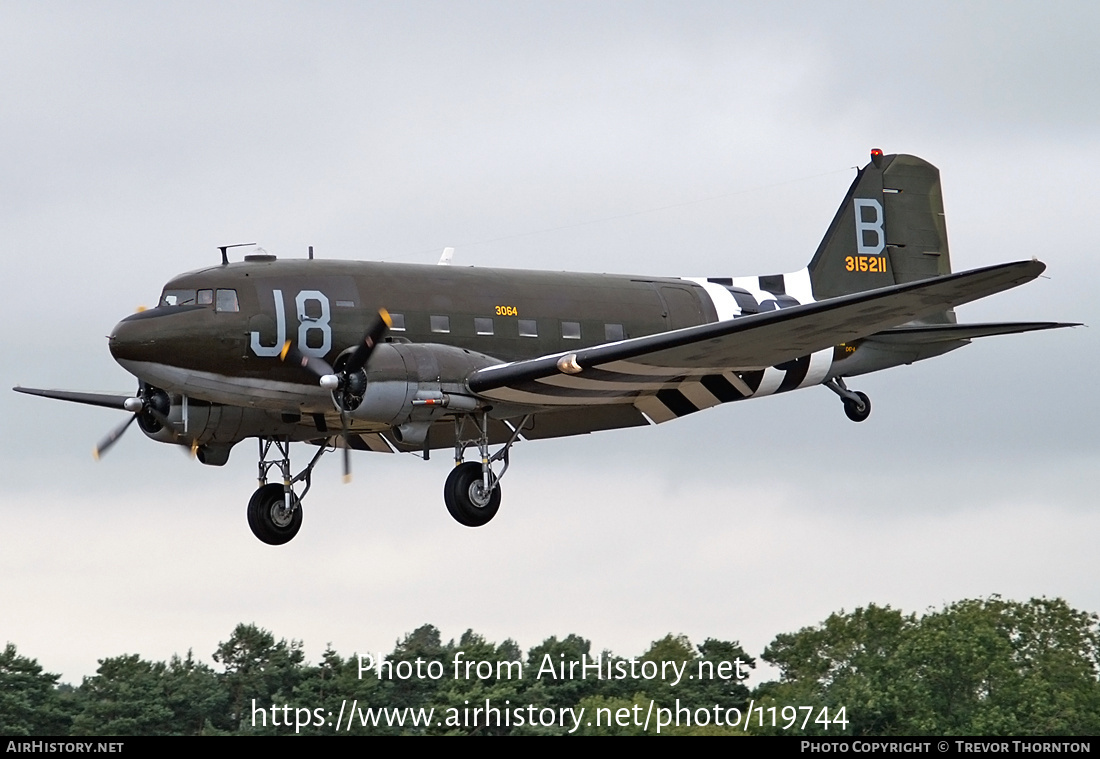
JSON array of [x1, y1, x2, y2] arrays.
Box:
[[245, 411, 529, 543], [248, 438, 326, 545], [445, 412, 529, 527], [825, 377, 871, 423]]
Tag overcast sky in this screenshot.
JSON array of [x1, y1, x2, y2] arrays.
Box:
[[2, 1, 1098, 686]]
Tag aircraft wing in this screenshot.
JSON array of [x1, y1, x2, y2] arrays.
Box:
[[467, 260, 1050, 407], [12, 386, 134, 410]]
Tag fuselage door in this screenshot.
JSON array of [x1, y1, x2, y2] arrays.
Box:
[[658, 285, 707, 330]]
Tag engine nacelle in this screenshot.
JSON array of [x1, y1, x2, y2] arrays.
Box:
[[339, 342, 501, 426], [136, 384, 332, 465]]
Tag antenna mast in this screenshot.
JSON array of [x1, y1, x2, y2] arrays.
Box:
[[217, 242, 257, 265]]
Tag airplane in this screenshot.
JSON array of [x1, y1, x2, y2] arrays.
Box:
[[14, 150, 1076, 545]]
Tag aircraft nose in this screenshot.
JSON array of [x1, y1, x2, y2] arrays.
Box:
[[108, 311, 160, 364]]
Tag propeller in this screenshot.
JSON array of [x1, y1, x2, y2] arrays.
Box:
[[280, 308, 392, 482], [93, 413, 138, 460], [93, 384, 170, 459]]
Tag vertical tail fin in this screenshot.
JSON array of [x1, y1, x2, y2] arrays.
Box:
[[808, 151, 955, 323]]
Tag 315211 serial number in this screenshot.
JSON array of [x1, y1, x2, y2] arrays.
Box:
[[844, 256, 888, 273]]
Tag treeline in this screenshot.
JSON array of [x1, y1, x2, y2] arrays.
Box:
[[2, 597, 1098, 736]]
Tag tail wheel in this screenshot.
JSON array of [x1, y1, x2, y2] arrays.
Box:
[[247, 483, 303, 545], [444, 462, 501, 527], [843, 391, 871, 423]]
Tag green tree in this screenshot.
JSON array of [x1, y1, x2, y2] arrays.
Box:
[[162, 651, 229, 735], [638, 633, 697, 709], [292, 646, 392, 735], [213, 623, 305, 732], [385, 623, 449, 721], [70, 651, 226, 736], [626, 634, 754, 735], [522, 633, 601, 726], [757, 603, 912, 734], [756, 597, 1100, 736], [896, 597, 1100, 735], [0, 643, 71, 735], [437, 629, 525, 735], [71, 655, 174, 735], [692, 637, 755, 706]]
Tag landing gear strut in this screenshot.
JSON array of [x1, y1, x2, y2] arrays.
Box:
[[445, 412, 529, 527], [825, 377, 871, 423], [248, 438, 327, 545]]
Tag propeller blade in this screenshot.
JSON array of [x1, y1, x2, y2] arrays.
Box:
[[279, 341, 335, 379], [343, 309, 392, 376], [340, 411, 352, 483], [145, 407, 171, 427], [93, 414, 137, 460]]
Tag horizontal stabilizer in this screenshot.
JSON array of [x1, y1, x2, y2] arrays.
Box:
[[869, 321, 1080, 345], [13, 386, 133, 410]]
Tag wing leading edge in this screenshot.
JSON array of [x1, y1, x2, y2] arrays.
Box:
[[12, 386, 134, 410], [468, 260, 1057, 409]]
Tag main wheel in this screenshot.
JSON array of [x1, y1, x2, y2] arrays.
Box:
[[444, 462, 501, 527], [843, 391, 871, 423], [247, 483, 303, 545]]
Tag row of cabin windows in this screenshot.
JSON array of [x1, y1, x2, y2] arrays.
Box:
[[393, 313, 625, 341], [155, 294, 626, 341], [160, 289, 239, 312]]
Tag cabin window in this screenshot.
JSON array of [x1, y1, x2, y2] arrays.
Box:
[[216, 289, 239, 313], [518, 319, 538, 337], [561, 321, 581, 340], [605, 323, 625, 341], [431, 315, 450, 333], [159, 289, 196, 307], [197, 289, 214, 306], [475, 317, 494, 336], [389, 313, 406, 331]]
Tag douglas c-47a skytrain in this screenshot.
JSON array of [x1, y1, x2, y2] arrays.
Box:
[[15, 151, 1075, 544]]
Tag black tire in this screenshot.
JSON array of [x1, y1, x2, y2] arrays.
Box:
[[247, 483, 303, 545], [843, 391, 871, 423], [444, 462, 501, 527]]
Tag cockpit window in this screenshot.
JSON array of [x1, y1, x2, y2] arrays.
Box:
[[158, 288, 238, 311], [216, 289, 239, 312], [160, 289, 196, 307]]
